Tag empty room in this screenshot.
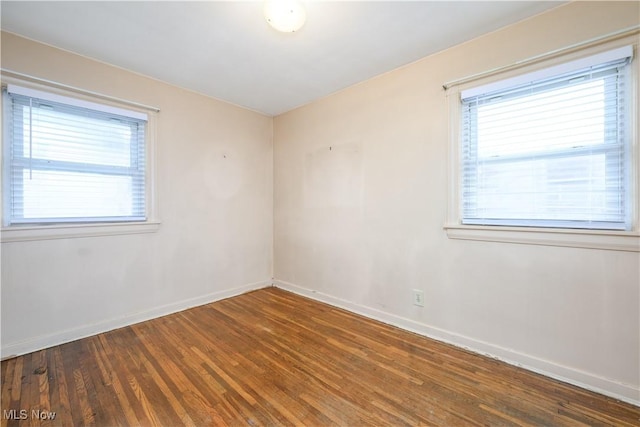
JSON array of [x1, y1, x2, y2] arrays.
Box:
[[1, 1, 639, 425]]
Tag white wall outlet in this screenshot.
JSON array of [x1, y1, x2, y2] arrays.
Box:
[[412, 289, 424, 307]]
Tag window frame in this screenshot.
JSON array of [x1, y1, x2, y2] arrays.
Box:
[[444, 37, 640, 252], [1, 77, 160, 242]]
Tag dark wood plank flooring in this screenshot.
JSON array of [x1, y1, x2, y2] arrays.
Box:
[[1, 287, 639, 426]]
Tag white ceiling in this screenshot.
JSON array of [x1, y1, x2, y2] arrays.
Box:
[[1, 1, 564, 116]]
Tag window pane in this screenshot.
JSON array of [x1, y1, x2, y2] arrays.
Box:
[[461, 53, 629, 230], [21, 170, 138, 219], [22, 104, 134, 167], [477, 79, 606, 158], [468, 154, 619, 222], [4, 87, 147, 225]]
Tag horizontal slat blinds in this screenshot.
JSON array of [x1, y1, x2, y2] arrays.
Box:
[[460, 48, 632, 230], [4, 86, 147, 224]]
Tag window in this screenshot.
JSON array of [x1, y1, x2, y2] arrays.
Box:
[[3, 85, 148, 226], [460, 46, 632, 231]]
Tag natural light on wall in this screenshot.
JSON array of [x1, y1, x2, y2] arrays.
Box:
[[264, 0, 306, 33]]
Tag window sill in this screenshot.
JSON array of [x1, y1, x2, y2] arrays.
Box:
[[1, 221, 161, 243], [444, 224, 639, 252]]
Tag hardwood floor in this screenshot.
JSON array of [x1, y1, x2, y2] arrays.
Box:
[[1, 287, 638, 426]]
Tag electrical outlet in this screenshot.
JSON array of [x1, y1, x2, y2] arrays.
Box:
[[412, 289, 424, 307]]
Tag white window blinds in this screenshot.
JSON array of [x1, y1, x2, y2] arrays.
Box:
[[460, 47, 632, 230], [4, 85, 148, 225]]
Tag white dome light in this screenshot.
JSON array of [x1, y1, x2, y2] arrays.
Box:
[[264, 0, 306, 33]]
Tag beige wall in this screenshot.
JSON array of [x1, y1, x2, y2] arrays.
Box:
[[273, 1, 640, 403], [1, 32, 273, 356]]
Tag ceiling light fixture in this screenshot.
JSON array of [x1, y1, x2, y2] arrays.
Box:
[[264, 0, 306, 33]]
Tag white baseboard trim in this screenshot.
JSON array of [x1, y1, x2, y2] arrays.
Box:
[[1, 280, 273, 360], [273, 279, 640, 407]]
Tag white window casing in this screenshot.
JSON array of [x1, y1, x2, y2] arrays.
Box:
[[445, 33, 639, 252], [1, 77, 160, 241]]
